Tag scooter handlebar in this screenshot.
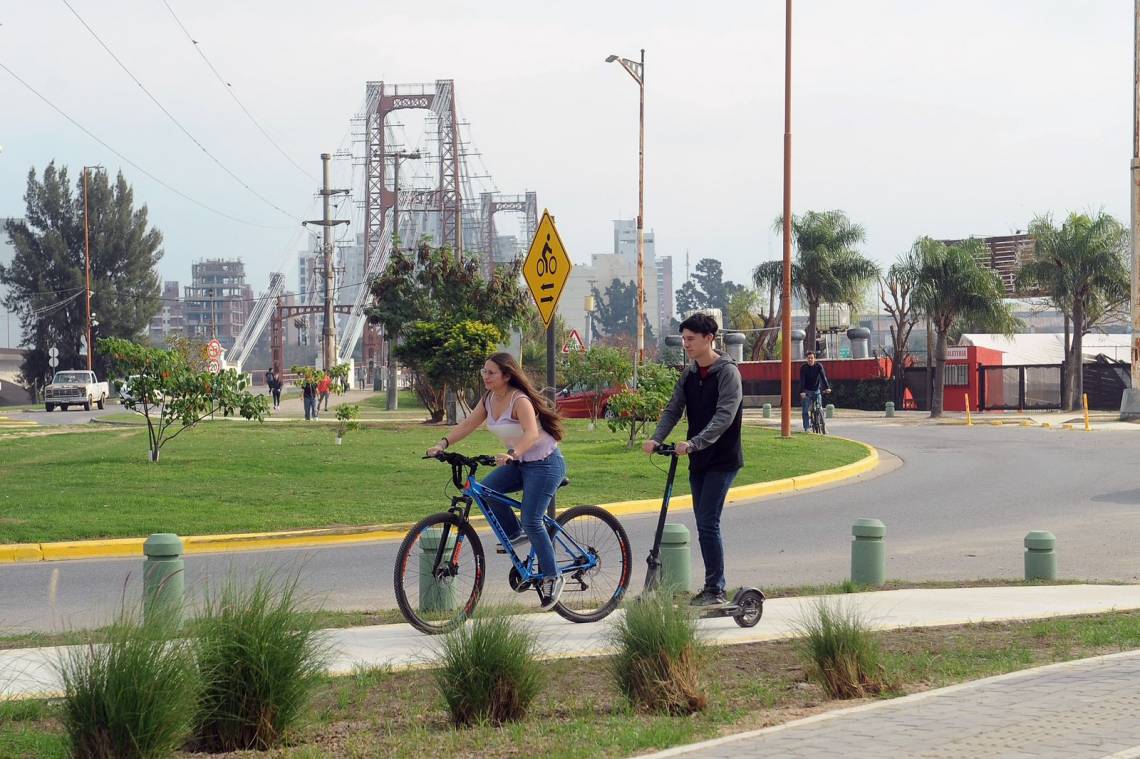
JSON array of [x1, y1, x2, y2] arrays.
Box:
[[653, 442, 677, 456]]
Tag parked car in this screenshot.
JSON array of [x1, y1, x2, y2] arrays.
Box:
[[555, 384, 622, 419], [117, 375, 164, 407], [45, 370, 109, 412]]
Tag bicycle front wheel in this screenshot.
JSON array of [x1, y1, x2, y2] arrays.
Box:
[[553, 505, 632, 623], [394, 513, 485, 635]]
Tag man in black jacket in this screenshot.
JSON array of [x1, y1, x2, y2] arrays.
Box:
[[799, 351, 831, 432], [644, 313, 744, 606]]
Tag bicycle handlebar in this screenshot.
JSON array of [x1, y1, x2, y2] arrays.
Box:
[[424, 451, 498, 467]]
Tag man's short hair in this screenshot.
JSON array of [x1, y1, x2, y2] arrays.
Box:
[[679, 313, 718, 337], [805, 351, 816, 358]]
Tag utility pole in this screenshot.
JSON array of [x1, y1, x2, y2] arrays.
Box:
[[1125, 0, 1140, 418], [82, 165, 103, 371], [780, 0, 793, 438], [304, 153, 349, 373], [387, 149, 421, 411]]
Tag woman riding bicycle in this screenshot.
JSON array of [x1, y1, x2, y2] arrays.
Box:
[[425, 352, 567, 610]]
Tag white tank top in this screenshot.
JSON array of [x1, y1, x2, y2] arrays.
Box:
[[484, 391, 558, 462]]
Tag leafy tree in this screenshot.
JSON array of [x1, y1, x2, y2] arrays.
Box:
[[1, 164, 163, 392], [773, 210, 879, 356], [674, 258, 748, 324], [724, 288, 765, 359], [367, 242, 528, 415], [912, 238, 1015, 417], [750, 260, 785, 360], [607, 362, 679, 449], [563, 346, 632, 427], [879, 248, 921, 406], [100, 337, 268, 462], [591, 278, 655, 345], [1018, 212, 1130, 410], [396, 320, 504, 422]]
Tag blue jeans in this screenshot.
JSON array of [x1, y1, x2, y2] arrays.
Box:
[[689, 467, 738, 593], [480, 449, 566, 579], [303, 395, 316, 420], [802, 390, 822, 431]]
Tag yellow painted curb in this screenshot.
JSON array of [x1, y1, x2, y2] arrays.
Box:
[[0, 440, 880, 563]]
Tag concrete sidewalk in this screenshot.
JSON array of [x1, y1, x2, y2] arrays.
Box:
[[4, 584, 1140, 701], [647, 650, 1140, 759]]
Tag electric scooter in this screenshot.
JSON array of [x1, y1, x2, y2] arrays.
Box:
[[642, 443, 765, 628]]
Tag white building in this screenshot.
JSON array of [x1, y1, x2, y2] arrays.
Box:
[[559, 220, 671, 347], [0, 218, 21, 349]]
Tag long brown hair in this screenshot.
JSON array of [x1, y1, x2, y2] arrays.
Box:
[[486, 352, 564, 441]]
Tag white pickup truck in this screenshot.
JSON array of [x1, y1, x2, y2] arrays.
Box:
[[45, 370, 109, 412]]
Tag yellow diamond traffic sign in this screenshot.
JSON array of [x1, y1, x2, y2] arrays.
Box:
[[523, 210, 573, 327]]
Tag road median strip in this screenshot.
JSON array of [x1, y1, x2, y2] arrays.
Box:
[[0, 439, 878, 564]]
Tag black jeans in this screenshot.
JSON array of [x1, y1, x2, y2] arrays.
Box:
[[689, 467, 739, 593]]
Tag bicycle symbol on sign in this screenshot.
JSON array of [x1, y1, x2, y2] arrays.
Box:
[[535, 235, 557, 278]]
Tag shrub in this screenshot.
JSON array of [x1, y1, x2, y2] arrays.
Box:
[[608, 592, 708, 715], [793, 597, 889, 698], [57, 612, 197, 759], [190, 573, 328, 752], [433, 611, 544, 726]]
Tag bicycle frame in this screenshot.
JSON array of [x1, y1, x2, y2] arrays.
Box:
[[422, 461, 599, 587]]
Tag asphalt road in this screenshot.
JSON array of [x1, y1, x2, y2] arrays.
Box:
[[2, 421, 1138, 633], [6, 405, 124, 426]]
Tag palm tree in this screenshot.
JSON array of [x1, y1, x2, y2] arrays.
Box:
[[774, 210, 879, 356], [1018, 212, 1129, 410], [912, 237, 1015, 417]]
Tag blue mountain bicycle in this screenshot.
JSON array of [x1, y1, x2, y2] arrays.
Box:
[[394, 451, 633, 634]]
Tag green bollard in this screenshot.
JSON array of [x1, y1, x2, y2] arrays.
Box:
[[826, 404, 835, 419], [762, 403, 772, 419], [884, 401, 895, 418], [659, 523, 692, 595], [1024, 531, 1057, 581], [419, 527, 459, 613], [850, 518, 886, 587], [143, 533, 184, 623]]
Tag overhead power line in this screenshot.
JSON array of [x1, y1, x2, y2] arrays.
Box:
[[59, 0, 301, 222], [0, 59, 294, 230], [158, 0, 318, 184]]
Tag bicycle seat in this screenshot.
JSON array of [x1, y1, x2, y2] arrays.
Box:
[[558, 477, 570, 489]]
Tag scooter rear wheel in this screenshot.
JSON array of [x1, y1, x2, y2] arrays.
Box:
[[732, 588, 765, 628]]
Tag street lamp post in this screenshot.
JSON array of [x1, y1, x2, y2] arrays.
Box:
[[1125, 0, 1140, 418], [387, 149, 421, 412], [82, 165, 104, 371], [606, 49, 646, 387]]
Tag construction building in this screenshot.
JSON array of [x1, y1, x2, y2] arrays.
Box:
[[148, 281, 185, 344], [183, 259, 253, 348]]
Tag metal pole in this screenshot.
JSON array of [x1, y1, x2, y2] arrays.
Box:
[[387, 154, 401, 411], [780, 0, 793, 438], [83, 167, 93, 371], [1127, 0, 1140, 416], [546, 321, 556, 517], [320, 152, 336, 372], [635, 48, 646, 386]]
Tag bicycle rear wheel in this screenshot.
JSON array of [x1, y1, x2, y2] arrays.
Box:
[[552, 505, 632, 623], [815, 407, 827, 435], [394, 513, 485, 635]]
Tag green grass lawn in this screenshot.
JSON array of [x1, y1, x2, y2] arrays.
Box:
[[0, 421, 866, 543], [357, 389, 423, 411]]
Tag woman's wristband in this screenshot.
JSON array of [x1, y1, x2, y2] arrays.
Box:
[[440, 437, 450, 449]]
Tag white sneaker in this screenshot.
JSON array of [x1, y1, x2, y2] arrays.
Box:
[[537, 575, 565, 611]]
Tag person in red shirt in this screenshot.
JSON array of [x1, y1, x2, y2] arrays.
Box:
[[316, 373, 332, 417]]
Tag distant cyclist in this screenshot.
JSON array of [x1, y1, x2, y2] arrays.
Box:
[[799, 351, 831, 432], [425, 352, 567, 610]]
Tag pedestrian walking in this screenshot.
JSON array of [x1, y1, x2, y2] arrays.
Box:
[[317, 372, 332, 413], [302, 375, 318, 421], [265, 368, 282, 411]]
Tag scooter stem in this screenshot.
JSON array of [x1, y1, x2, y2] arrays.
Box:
[[643, 452, 679, 593]]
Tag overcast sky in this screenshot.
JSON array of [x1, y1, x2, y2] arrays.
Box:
[[0, 0, 1133, 307]]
